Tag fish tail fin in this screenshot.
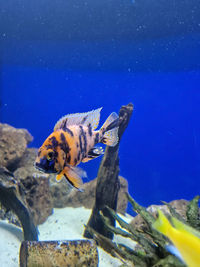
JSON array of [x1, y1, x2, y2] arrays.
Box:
[[100, 112, 119, 146], [153, 209, 172, 237]]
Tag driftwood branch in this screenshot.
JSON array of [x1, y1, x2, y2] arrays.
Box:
[[0, 167, 38, 241], [84, 103, 133, 239]]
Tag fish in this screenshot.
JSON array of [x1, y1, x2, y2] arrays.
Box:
[[152, 209, 200, 267], [35, 108, 119, 190]]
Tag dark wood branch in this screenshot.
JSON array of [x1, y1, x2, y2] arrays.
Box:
[[0, 167, 38, 241], [84, 103, 133, 239]]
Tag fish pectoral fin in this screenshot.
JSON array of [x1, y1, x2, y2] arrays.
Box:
[[82, 146, 104, 163], [62, 166, 87, 190]]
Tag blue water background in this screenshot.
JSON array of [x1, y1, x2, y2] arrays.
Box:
[[1, 0, 200, 212]]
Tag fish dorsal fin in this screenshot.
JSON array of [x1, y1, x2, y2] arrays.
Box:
[[54, 107, 102, 132]]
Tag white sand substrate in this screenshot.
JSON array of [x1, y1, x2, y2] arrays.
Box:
[[0, 207, 135, 267]]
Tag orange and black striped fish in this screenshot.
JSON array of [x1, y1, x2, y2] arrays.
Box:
[[35, 108, 119, 190]]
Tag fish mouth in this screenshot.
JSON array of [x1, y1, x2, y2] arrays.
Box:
[[34, 162, 46, 172], [34, 162, 45, 172], [34, 162, 57, 174]]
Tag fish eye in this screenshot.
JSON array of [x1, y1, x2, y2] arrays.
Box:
[[47, 151, 54, 161]]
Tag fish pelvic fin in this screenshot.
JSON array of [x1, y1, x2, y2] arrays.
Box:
[[100, 112, 119, 147], [153, 209, 173, 237], [56, 171, 64, 182], [61, 165, 87, 191], [82, 146, 104, 163]]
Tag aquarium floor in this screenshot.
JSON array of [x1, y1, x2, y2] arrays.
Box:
[[0, 207, 134, 267]]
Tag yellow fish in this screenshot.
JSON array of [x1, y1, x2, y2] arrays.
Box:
[[35, 108, 119, 190], [153, 209, 200, 267]]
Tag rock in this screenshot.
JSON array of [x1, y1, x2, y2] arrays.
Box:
[[130, 199, 195, 231], [14, 148, 53, 225], [17, 148, 38, 168], [0, 124, 53, 226], [147, 199, 189, 220], [20, 175, 53, 225], [51, 176, 128, 214], [14, 148, 49, 181], [49, 175, 72, 208], [0, 123, 33, 170]]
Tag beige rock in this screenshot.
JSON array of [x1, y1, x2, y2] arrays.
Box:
[[17, 148, 38, 168], [130, 199, 195, 231], [51, 176, 128, 214], [20, 175, 53, 225], [0, 123, 33, 169], [146, 199, 189, 220], [49, 175, 72, 207], [0, 124, 52, 226], [14, 148, 53, 225]]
